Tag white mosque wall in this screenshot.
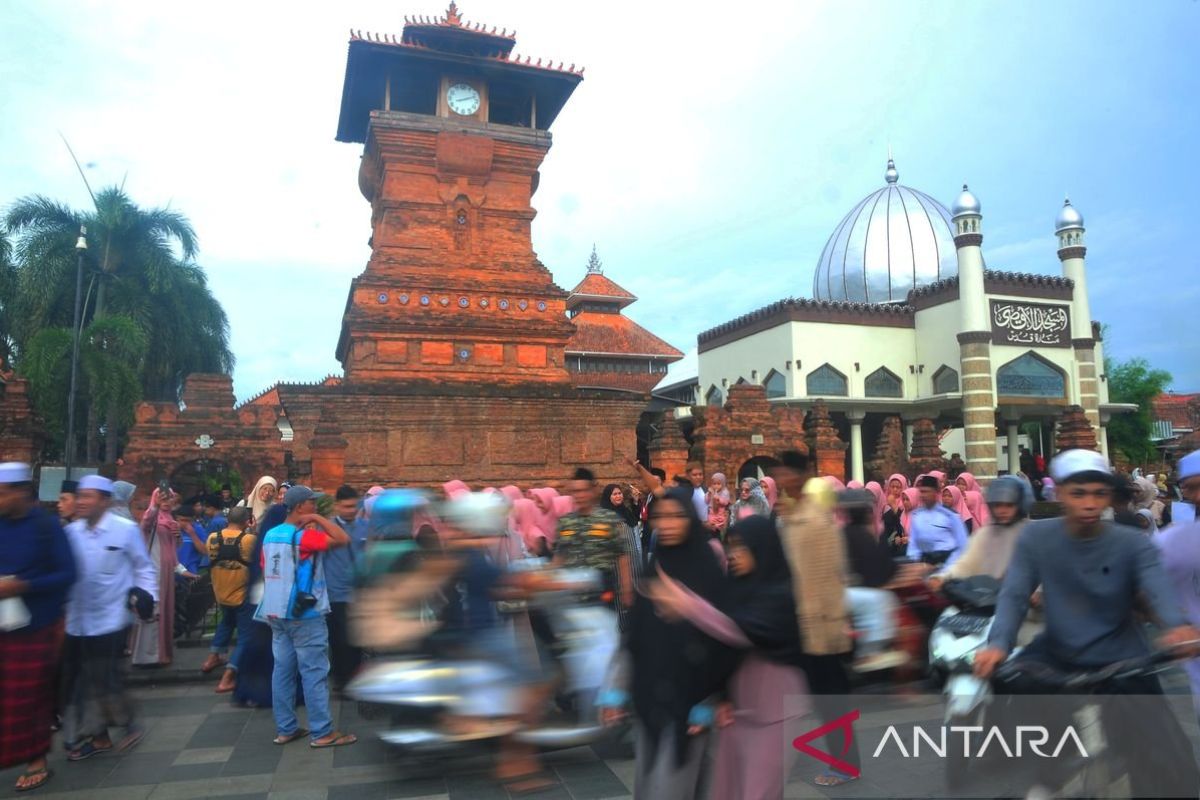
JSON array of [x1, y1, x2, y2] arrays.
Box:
[[1094, 336, 1110, 404], [940, 427, 1031, 467], [697, 323, 795, 402], [913, 300, 963, 397], [790, 321, 916, 399]]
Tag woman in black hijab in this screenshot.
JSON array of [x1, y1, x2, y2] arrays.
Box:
[[647, 515, 810, 799], [604, 487, 738, 800], [600, 483, 640, 530]]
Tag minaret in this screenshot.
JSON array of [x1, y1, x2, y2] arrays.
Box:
[[1056, 197, 1101, 443], [951, 184, 998, 481]]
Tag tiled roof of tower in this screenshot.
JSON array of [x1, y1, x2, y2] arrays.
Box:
[[1153, 393, 1198, 430], [348, 29, 585, 77], [567, 312, 684, 360], [566, 272, 637, 309]]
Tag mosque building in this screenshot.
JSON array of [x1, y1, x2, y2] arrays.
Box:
[[668, 157, 1131, 483]]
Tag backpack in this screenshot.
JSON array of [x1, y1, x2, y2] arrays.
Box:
[[214, 531, 249, 569]]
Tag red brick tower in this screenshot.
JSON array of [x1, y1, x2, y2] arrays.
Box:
[[335, 3, 584, 387]]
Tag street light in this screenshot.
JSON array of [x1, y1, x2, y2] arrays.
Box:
[[64, 225, 87, 479]]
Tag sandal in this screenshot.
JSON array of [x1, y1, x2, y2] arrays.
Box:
[[272, 728, 309, 745], [67, 741, 112, 762], [309, 731, 357, 748], [15, 766, 51, 792], [814, 769, 859, 787], [117, 728, 145, 752]]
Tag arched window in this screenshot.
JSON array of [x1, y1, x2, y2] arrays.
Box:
[[763, 369, 787, 399], [864, 367, 903, 398], [932, 365, 959, 394], [805, 363, 848, 397], [997, 352, 1067, 398], [705, 385, 725, 406]]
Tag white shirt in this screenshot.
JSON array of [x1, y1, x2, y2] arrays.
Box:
[[64, 510, 159, 637], [692, 486, 709, 522]]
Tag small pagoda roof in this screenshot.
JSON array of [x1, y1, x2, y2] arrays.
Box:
[[566, 272, 637, 310], [337, 4, 584, 143], [566, 312, 684, 361]]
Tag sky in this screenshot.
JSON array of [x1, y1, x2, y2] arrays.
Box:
[[3, 0, 1198, 399]]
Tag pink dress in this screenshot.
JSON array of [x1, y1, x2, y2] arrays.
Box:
[[680, 590, 810, 800], [131, 506, 178, 665]]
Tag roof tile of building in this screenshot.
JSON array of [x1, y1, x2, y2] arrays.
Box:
[[238, 375, 343, 410], [567, 272, 636, 304], [567, 312, 684, 359], [698, 297, 916, 346], [1153, 393, 1199, 429]]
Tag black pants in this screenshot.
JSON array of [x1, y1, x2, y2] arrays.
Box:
[[998, 642, 1200, 798], [801, 652, 860, 774], [327, 602, 362, 689]]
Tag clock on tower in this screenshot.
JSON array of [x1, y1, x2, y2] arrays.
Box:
[[335, 3, 586, 388]]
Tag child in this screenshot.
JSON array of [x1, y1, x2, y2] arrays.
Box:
[[705, 472, 731, 536], [203, 507, 258, 693]]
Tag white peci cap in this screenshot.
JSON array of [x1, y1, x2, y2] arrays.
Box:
[[0, 462, 32, 484], [1179, 450, 1200, 482], [78, 474, 115, 493]]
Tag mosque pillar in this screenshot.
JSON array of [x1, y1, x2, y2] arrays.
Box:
[[1073, 339, 1102, 446], [848, 410, 866, 484], [958, 332, 999, 481], [1005, 417, 1021, 475]]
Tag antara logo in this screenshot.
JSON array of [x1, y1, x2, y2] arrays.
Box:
[[871, 724, 1089, 760], [792, 710, 861, 779]]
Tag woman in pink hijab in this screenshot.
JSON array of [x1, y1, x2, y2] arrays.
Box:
[[899, 487, 921, 535], [927, 470, 947, 489], [823, 476, 846, 492], [955, 472, 981, 495], [759, 476, 779, 511], [510, 498, 549, 557], [941, 485, 975, 533], [442, 480, 470, 500], [864, 481, 887, 537], [964, 490, 990, 529], [527, 487, 560, 540], [499, 485, 523, 505], [846, 480, 865, 490]]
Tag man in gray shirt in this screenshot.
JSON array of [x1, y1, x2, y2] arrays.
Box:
[[974, 450, 1200, 797]]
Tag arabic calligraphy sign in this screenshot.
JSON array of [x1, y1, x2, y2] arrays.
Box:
[[990, 300, 1071, 348]]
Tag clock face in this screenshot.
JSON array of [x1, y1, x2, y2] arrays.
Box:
[[447, 83, 480, 116]]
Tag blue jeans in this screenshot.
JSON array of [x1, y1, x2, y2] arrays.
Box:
[[268, 617, 332, 739], [211, 603, 255, 672]]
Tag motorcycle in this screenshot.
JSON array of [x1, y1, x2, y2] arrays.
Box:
[[927, 575, 1002, 790], [346, 562, 623, 755]]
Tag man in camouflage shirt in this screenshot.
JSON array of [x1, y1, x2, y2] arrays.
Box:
[[554, 468, 635, 615]]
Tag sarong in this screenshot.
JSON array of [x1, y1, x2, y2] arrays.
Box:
[[0, 623, 61, 768], [61, 628, 137, 746]]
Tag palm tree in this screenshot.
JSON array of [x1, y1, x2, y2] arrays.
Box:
[[0, 226, 16, 367], [5, 186, 233, 463]]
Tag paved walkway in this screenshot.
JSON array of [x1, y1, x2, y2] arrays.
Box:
[[0, 683, 639, 800]]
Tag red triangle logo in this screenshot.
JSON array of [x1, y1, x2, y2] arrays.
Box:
[[791, 709, 861, 779]]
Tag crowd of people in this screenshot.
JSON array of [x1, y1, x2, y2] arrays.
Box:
[[2, 445, 1200, 796]]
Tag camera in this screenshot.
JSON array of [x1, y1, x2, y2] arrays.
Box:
[[292, 592, 318, 616]]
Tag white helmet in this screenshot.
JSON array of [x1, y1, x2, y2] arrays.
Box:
[[439, 491, 510, 538]]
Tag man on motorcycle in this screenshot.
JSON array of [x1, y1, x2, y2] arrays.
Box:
[[1155, 449, 1200, 714], [975, 449, 1200, 797], [927, 475, 1031, 591]]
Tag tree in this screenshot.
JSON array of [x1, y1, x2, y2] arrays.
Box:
[[1105, 356, 1172, 464], [5, 186, 233, 463], [0, 226, 15, 366]]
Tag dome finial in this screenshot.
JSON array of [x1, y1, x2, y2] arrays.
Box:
[[1055, 195, 1084, 232], [884, 149, 899, 184]]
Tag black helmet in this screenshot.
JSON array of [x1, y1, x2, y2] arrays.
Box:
[[986, 475, 1032, 518]]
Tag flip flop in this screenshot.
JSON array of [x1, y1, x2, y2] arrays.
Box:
[[14, 766, 51, 792], [117, 729, 145, 753], [273, 728, 309, 745], [814, 769, 859, 787], [309, 732, 357, 748], [67, 741, 111, 762]]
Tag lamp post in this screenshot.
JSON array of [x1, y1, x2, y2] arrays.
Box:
[[64, 225, 87, 479]]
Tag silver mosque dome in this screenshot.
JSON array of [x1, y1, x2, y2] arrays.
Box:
[[1055, 197, 1084, 232], [951, 184, 981, 217], [813, 158, 960, 304]]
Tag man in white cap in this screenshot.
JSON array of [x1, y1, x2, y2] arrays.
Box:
[[0, 463, 77, 792], [975, 449, 1200, 797], [1155, 449, 1200, 713], [61, 474, 158, 761]]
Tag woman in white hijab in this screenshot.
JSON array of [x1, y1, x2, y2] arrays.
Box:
[[238, 476, 278, 527]]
